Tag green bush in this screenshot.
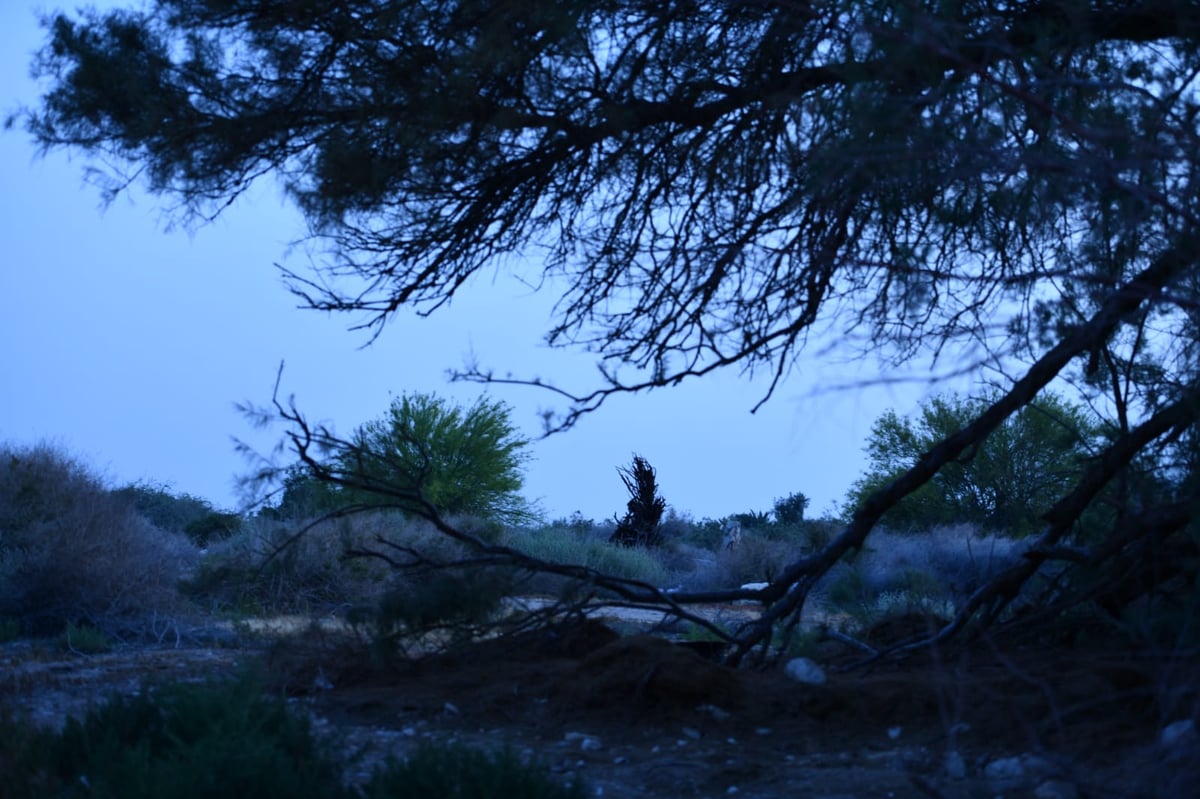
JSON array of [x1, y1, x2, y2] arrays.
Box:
[[347, 392, 534, 524], [362, 742, 585, 799]]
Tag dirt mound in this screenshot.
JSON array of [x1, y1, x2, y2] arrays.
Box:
[[561, 634, 744, 716]]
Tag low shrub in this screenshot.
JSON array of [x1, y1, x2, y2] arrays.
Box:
[[58, 622, 113, 654], [180, 512, 403, 615], [0, 677, 586, 799], [0, 617, 19, 643], [362, 742, 586, 799], [0, 673, 346, 799], [0, 442, 198, 638], [509, 526, 670, 589], [353, 565, 520, 659]]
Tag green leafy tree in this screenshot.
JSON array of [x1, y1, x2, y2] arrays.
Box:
[[847, 392, 1103, 536], [339, 393, 533, 524], [268, 464, 343, 520]]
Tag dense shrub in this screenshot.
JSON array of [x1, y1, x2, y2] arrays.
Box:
[[181, 512, 401, 614], [812, 525, 1024, 625], [113, 482, 241, 545], [0, 442, 197, 637]]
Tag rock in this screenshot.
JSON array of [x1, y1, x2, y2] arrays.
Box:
[[1034, 778, 1079, 799], [983, 754, 1057, 792], [784, 657, 826, 685], [1160, 719, 1197, 751], [563, 732, 603, 751], [943, 749, 967, 779]]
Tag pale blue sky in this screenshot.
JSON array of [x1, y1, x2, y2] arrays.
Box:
[[0, 1, 966, 522]]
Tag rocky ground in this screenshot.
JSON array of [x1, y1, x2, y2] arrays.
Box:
[[2, 612, 1197, 798]]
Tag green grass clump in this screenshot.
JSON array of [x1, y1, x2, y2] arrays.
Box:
[[362, 742, 586, 799], [0, 617, 19, 643], [58, 622, 113, 654]]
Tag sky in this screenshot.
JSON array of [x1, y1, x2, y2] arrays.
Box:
[[0, 1, 972, 523]]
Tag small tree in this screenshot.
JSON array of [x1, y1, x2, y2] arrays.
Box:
[[340, 392, 533, 525], [772, 492, 809, 527], [847, 391, 1103, 536], [609, 455, 666, 548]]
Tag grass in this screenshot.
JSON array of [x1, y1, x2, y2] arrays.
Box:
[[58, 622, 113, 654]]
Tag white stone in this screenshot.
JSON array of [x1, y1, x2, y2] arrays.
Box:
[[1034, 779, 1079, 799], [983, 755, 1027, 782], [784, 657, 827, 685], [697, 703, 731, 720], [564, 732, 603, 751], [1161, 719, 1196, 749], [943, 749, 966, 780]]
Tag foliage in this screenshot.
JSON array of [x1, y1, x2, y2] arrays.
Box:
[[0, 673, 347, 799], [113, 482, 240, 545], [59, 622, 113, 654], [609, 455, 666, 548], [772, 492, 809, 527], [268, 464, 344, 520], [327, 393, 533, 525], [0, 442, 197, 637], [360, 742, 585, 799], [846, 391, 1104, 536], [180, 513, 396, 615], [21, 1, 1200, 654], [511, 526, 668, 588], [358, 566, 517, 658], [0, 676, 585, 799], [0, 617, 19, 643]]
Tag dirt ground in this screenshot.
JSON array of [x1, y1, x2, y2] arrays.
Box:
[[3, 615, 1197, 798]]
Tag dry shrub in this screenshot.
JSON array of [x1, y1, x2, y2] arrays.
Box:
[[184, 511, 505, 615], [0, 442, 197, 638]]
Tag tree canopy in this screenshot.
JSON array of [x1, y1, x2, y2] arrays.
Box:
[[17, 0, 1200, 660], [847, 391, 1105, 536], [272, 393, 532, 524]]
